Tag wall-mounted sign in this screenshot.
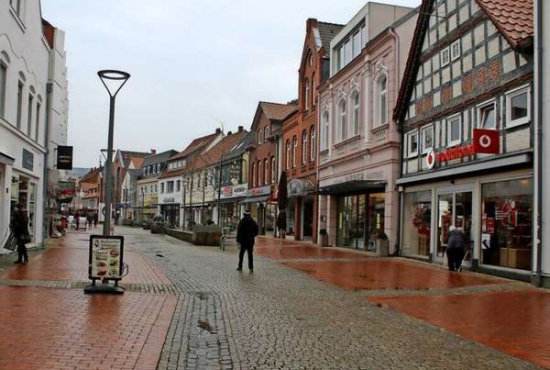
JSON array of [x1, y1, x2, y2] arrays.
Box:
[[473, 129, 500, 154], [288, 179, 315, 197], [89, 235, 124, 280], [426, 129, 500, 168], [57, 146, 73, 170], [163, 197, 176, 203], [248, 185, 271, 197], [221, 184, 248, 199], [22, 149, 34, 171]]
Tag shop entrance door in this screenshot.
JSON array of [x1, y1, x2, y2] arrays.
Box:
[[302, 198, 314, 240], [436, 189, 473, 265]]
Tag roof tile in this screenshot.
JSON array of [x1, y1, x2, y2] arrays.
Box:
[[476, 0, 533, 49]]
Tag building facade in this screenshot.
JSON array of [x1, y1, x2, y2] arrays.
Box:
[[282, 20, 343, 242], [158, 130, 222, 227], [395, 0, 534, 279], [1, 1, 66, 249], [136, 150, 177, 222], [248, 102, 297, 235], [318, 3, 416, 252]]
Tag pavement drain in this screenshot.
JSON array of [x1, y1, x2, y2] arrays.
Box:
[[156, 253, 165, 258]]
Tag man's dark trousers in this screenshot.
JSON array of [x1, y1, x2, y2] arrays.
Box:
[[238, 245, 253, 270]]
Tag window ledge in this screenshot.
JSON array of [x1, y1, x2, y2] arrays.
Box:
[[9, 8, 26, 33], [505, 119, 530, 130], [372, 123, 390, 134], [334, 135, 361, 149]]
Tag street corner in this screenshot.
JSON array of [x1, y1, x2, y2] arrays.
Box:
[[367, 288, 550, 370], [0, 285, 177, 370], [282, 258, 502, 291]]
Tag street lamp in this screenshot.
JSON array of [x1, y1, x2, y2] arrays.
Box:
[[98, 70, 130, 236]]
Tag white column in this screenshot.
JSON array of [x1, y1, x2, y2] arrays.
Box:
[[364, 64, 372, 145]]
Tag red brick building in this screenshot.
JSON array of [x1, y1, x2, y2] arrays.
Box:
[[247, 101, 297, 235], [282, 19, 343, 242]]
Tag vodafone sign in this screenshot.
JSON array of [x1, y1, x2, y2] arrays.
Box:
[[473, 129, 500, 154], [424, 129, 500, 168]]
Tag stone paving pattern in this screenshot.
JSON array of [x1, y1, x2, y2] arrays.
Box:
[[0, 228, 548, 369]]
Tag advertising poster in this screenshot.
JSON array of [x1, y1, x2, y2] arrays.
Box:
[[89, 236, 124, 280]]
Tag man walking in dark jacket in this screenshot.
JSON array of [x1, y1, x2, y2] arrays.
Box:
[[236, 209, 258, 272], [10, 203, 29, 264]]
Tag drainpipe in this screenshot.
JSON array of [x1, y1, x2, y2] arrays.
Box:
[[389, 27, 402, 256], [42, 81, 53, 245], [534, 0, 544, 287]]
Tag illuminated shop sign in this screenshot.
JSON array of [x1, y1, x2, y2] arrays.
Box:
[[425, 129, 500, 169]]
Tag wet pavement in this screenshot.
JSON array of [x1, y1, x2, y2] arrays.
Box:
[[0, 229, 548, 369]]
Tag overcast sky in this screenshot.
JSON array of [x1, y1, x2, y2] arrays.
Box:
[[42, 0, 420, 168]]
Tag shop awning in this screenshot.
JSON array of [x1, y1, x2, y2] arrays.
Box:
[[0, 152, 15, 166], [240, 195, 270, 204], [319, 180, 386, 195], [396, 152, 532, 186]]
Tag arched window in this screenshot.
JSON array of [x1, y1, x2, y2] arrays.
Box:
[[312, 73, 316, 107], [352, 91, 360, 136], [251, 162, 256, 187], [378, 75, 388, 125], [339, 100, 347, 142], [258, 160, 262, 186], [264, 158, 269, 185], [310, 126, 316, 162], [302, 130, 308, 165], [271, 157, 276, 183], [321, 111, 329, 150], [305, 79, 310, 111], [264, 126, 269, 142], [285, 140, 291, 170], [292, 136, 298, 168]]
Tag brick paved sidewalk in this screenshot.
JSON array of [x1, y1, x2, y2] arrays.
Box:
[[255, 236, 550, 369], [0, 228, 177, 370]]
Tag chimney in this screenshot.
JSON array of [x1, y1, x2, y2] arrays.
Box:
[[151, 149, 156, 155], [227, 131, 232, 136], [238, 126, 244, 132]]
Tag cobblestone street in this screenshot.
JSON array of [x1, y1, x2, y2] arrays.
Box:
[[0, 227, 549, 369]]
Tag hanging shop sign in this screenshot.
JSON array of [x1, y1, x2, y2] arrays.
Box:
[[425, 129, 501, 168], [88, 235, 124, 280], [57, 146, 74, 170]]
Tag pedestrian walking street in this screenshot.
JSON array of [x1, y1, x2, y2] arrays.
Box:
[[0, 227, 549, 370]]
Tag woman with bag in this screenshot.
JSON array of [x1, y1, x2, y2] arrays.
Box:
[[10, 203, 30, 264]]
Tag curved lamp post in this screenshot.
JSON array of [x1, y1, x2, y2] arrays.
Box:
[[98, 70, 130, 236]]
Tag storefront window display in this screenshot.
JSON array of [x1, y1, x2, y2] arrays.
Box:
[[481, 178, 533, 270], [337, 193, 385, 250], [402, 191, 431, 257]]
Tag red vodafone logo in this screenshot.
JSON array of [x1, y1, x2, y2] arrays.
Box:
[[426, 149, 436, 169], [473, 129, 499, 154]]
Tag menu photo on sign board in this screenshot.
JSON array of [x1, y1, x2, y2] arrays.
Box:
[[89, 235, 124, 281]]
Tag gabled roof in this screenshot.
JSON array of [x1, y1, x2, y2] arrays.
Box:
[[130, 157, 145, 169], [80, 167, 102, 183], [394, 0, 534, 123], [142, 150, 179, 167], [170, 132, 220, 161], [119, 150, 150, 168], [476, 0, 533, 49], [317, 22, 345, 54], [197, 130, 248, 168], [260, 102, 298, 122]]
